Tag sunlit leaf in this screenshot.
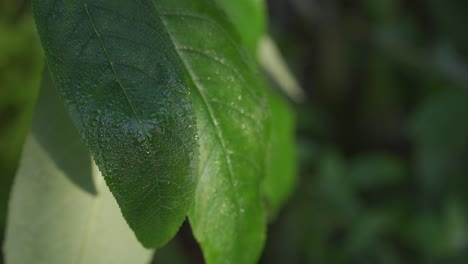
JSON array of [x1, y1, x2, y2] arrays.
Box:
[[151, 0, 270, 262], [214, 0, 299, 217]]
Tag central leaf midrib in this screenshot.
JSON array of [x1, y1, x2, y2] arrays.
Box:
[[81, 0, 162, 205]]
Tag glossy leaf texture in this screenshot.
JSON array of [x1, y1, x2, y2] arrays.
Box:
[[4, 74, 153, 264], [214, 0, 298, 215], [33, 0, 198, 247], [152, 0, 270, 263]]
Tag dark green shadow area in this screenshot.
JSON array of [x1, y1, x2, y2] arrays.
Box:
[[32, 70, 96, 194]]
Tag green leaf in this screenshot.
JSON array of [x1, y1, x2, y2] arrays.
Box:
[[151, 0, 270, 262], [214, 0, 266, 55], [263, 91, 297, 215], [4, 73, 153, 264], [214, 0, 299, 216], [33, 0, 198, 247]]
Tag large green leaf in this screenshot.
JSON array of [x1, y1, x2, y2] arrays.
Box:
[[4, 73, 153, 264], [33, 0, 198, 247], [152, 0, 270, 263]]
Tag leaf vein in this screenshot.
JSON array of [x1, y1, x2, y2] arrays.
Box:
[[81, 0, 163, 213], [176, 46, 259, 101]]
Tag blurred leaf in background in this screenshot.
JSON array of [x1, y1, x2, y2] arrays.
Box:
[[0, 0, 42, 254], [262, 0, 468, 263]]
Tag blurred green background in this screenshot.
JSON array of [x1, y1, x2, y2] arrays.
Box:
[[261, 0, 468, 263], [2, 0, 468, 263]]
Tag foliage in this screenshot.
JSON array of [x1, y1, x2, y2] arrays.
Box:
[[1, 0, 295, 263], [2, 0, 468, 263], [34, 0, 199, 248]]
